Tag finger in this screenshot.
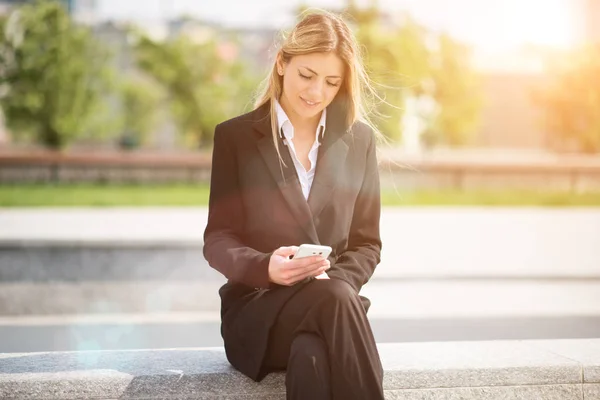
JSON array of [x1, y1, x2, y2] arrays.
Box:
[[286, 255, 324, 270], [287, 261, 327, 282]]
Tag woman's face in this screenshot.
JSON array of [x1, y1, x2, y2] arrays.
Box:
[[277, 52, 345, 122]]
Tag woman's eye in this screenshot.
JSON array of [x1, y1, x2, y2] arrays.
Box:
[[298, 72, 339, 87]]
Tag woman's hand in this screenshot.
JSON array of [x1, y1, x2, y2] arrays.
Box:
[[268, 246, 330, 286]]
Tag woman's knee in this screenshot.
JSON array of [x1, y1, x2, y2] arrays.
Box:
[[290, 332, 328, 359], [312, 278, 359, 305]]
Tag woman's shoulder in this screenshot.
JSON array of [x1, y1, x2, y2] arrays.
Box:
[[349, 119, 376, 146], [212, 107, 267, 148], [216, 106, 267, 133]]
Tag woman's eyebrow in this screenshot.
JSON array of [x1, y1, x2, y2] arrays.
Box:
[[300, 66, 342, 79]]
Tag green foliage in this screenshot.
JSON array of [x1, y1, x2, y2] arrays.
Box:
[[426, 34, 482, 146], [358, 15, 431, 142], [0, 0, 113, 149], [116, 76, 164, 149], [345, 2, 482, 146], [132, 30, 258, 148], [535, 44, 600, 153]]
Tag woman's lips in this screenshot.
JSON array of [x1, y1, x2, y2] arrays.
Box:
[[300, 97, 320, 107]]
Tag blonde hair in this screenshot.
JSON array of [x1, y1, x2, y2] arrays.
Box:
[[254, 9, 383, 160]]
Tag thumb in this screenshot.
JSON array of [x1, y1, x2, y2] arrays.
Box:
[[273, 246, 299, 257]]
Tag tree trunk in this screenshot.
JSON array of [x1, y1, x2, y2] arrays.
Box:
[[42, 127, 63, 150]]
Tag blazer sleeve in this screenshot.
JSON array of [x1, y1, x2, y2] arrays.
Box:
[[327, 128, 382, 292], [203, 123, 272, 289]]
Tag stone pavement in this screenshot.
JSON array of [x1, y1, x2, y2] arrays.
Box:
[[2, 206, 600, 319], [1, 206, 600, 353], [1, 339, 599, 399], [1, 206, 599, 279]]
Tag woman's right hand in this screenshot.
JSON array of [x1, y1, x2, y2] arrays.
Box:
[[268, 246, 330, 286]]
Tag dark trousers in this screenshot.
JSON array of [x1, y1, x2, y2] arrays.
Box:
[[262, 279, 384, 400]]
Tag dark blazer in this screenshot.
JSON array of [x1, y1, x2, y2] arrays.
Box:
[[203, 100, 382, 381]]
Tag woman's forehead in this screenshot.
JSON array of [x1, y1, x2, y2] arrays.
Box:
[[291, 52, 344, 77]]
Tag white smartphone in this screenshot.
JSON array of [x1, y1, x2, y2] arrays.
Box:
[[292, 244, 332, 260]]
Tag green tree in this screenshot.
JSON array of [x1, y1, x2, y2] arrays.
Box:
[[345, 1, 481, 146], [426, 33, 482, 147], [0, 0, 113, 149], [367, 17, 432, 142], [116, 76, 164, 149], [133, 30, 257, 148], [535, 44, 600, 153], [344, 4, 422, 141]]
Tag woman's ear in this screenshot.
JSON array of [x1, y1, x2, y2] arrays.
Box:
[[276, 53, 285, 76]]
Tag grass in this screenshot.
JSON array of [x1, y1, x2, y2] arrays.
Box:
[[381, 189, 600, 207], [1, 183, 599, 207], [0, 184, 211, 207]]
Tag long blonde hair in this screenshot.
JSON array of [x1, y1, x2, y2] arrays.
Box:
[[254, 9, 383, 160]]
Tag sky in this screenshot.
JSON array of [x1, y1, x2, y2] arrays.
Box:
[[95, 0, 582, 52]]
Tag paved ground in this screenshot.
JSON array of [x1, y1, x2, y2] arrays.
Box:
[[2, 314, 600, 353], [5, 279, 599, 318], [1, 207, 599, 279], [1, 277, 599, 352], [1, 207, 599, 353]]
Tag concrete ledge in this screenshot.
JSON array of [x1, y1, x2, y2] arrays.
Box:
[[1, 339, 598, 399], [0, 245, 217, 282], [0, 282, 223, 315]]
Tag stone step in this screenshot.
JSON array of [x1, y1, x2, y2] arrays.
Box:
[[1, 339, 598, 399], [0, 281, 223, 315], [3, 243, 600, 284], [2, 280, 600, 318], [1, 313, 600, 353], [2, 207, 600, 281], [0, 244, 222, 282]]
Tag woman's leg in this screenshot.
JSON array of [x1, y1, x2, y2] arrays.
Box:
[[262, 279, 384, 400], [285, 333, 331, 400]]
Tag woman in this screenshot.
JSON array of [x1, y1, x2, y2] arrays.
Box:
[[203, 10, 384, 400]]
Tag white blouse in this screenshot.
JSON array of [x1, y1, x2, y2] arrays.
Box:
[[275, 100, 327, 200]]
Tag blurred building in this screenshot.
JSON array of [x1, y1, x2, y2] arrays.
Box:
[[229, 27, 278, 74], [475, 0, 600, 151], [582, 0, 600, 43], [168, 17, 219, 44], [93, 21, 135, 71], [475, 72, 549, 149], [168, 17, 277, 74], [0, 0, 28, 14], [467, 0, 600, 151], [68, 0, 97, 24]]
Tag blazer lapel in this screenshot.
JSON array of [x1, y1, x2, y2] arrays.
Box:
[[253, 107, 320, 244], [307, 104, 350, 220], [307, 134, 349, 220]]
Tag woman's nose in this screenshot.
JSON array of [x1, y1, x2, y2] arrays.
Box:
[[307, 80, 325, 99]]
